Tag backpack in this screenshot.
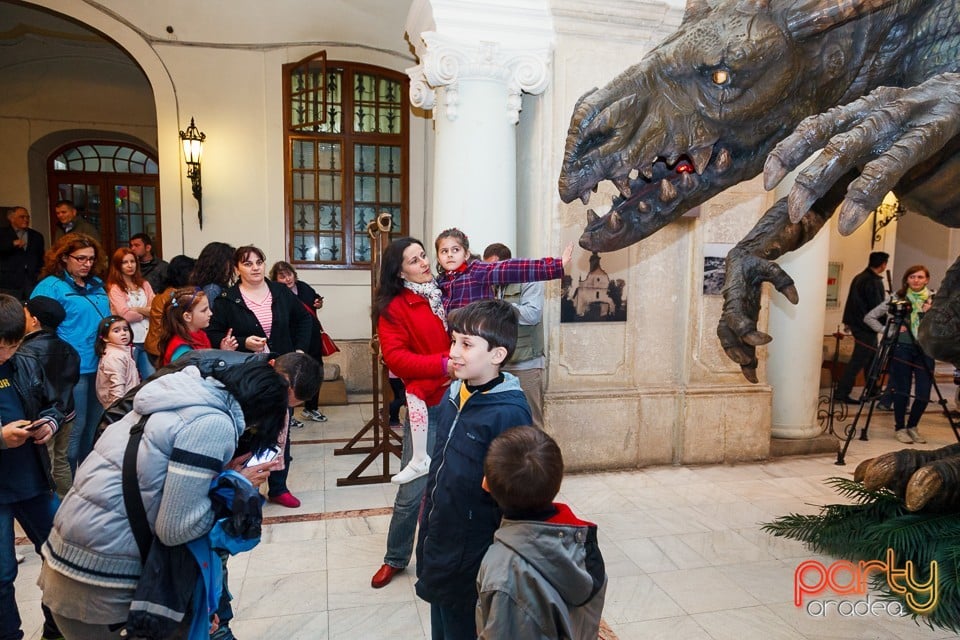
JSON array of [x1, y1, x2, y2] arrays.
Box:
[[97, 350, 272, 439]]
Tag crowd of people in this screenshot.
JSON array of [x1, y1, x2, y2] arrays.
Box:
[[6, 197, 958, 640], [1, 201, 336, 640], [1, 206, 611, 640]]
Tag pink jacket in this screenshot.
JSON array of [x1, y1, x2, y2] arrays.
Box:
[[96, 343, 139, 408]]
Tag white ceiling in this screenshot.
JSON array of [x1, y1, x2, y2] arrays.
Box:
[[1, 1, 419, 61]]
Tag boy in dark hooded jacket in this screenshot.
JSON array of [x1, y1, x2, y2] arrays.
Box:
[[476, 426, 607, 639], [414, 299, 531, 639], [20, 296, 80, 497]]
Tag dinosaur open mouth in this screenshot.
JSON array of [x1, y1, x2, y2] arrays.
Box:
[[578, 145, 732, 238]]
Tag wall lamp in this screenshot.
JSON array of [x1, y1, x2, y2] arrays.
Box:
[[179, 117, 206, 228]]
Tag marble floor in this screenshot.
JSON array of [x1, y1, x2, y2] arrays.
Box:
[[14, 393, 960, 640]]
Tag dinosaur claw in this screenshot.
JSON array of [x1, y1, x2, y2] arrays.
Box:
[[837, 200, 871, 236], [905, 466, 943, 512], [741, 365, 759, 384], [787, 184, 816, 223], [763, 154, 787, 191], [779, 284, 800, 305], [853, 458, 874, 483], [744, 331, 772, 346], [587, 209, 600, 225]]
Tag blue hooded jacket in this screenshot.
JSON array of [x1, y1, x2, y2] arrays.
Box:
[[415, 373, 531, 606]]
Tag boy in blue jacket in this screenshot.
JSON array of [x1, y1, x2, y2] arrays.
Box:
[[0, 293, 65, 640], [414, 299, 531, 639]]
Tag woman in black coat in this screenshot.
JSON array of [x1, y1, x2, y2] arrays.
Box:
[[269, 260, 326, 422], [206, 246, 313, 508]]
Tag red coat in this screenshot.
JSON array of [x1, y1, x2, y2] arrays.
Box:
[[378, 289, 450, 406]]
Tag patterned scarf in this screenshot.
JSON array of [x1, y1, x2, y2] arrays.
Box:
[[906, 287, 930, 338], [404, 279, 447, 329]]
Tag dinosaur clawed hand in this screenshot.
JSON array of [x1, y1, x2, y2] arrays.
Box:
[[854, 443, 960, 512], [764, 72, 960, 235], [717, 250, 797, 383]]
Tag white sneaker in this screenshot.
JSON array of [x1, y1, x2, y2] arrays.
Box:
[[15, 552, 25, 564], [907, 428, 927, 444], [391, 456, 431, 485], [895, 430, 914, 444]]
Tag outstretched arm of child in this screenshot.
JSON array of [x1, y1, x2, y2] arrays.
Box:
[[484, 243, 575, 287]]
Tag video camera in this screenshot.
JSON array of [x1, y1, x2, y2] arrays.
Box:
[[887, 298, 911, 318]]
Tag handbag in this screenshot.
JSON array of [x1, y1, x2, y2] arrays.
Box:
[[320, 330, 340, 357]]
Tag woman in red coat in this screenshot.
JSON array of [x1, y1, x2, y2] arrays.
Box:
[[370, 236, 452, 589]]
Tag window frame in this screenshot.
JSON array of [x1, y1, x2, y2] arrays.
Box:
[[47, 140, 161, 254], [282, 56, 410, 270]]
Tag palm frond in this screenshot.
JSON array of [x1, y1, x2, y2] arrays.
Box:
[[763, 475, 960, 633]]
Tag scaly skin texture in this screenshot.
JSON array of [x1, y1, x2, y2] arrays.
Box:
[[559, 0, 960, 381]]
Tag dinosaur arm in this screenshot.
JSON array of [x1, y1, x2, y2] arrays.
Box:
[[717, 179, 852, 382], [765, 73, 960, 235]]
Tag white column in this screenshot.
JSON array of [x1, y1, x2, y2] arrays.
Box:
[[768, 177, 830, 439], [407, 32, 550, 253]]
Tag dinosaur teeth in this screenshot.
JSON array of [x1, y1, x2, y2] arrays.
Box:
[[580, 190, 591, 205], [586, 209, 600, 225], [637, 201, 650, 213], [592, 184, 599, 193], [640, 163, 654, 180], [612, 177, 632, 198], [659, 178, 678, 202], [608, 211, 623, 230], [665, 152, 680, 166], [689, 146, 712, 175], [680, 171, 698, 190], [715, 147, 731, 173]]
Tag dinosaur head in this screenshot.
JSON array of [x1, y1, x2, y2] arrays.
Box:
[[560, 0, 896, 252]]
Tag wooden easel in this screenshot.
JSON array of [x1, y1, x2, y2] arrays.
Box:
[[335, 212, 402, 486]]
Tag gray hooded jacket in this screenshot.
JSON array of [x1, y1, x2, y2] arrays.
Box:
[[42, 366, 245, 590], [476, 504, 607, 639]]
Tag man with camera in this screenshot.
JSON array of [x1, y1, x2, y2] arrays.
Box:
[[835, 252, 889, 404]]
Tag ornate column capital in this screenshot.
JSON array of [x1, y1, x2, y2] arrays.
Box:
[[406, 31, 551, 124]]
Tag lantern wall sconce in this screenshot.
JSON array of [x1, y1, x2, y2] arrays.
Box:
[[179, 117, 206, 228]]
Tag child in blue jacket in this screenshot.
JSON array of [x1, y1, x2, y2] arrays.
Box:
[[414, 299, 531, 639]]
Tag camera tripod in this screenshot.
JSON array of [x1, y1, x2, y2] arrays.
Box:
[[836, 301, 960, 465]]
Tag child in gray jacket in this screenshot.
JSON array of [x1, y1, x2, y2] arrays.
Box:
[[476, 426, 607, 639]]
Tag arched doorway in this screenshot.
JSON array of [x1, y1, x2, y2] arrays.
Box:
[[48, 141, 160, 254]]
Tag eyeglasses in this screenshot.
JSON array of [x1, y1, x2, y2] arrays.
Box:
[[68, 254, 96, 264]]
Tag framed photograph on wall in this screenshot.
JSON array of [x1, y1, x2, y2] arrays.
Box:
[[826, 262, 842, 308], [703, 243, 734, 295]]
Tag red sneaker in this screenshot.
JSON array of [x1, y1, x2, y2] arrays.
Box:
[[268, 492, 301, 508]]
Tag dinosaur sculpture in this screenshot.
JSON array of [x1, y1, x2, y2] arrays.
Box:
[[559, 0, 960, 383]]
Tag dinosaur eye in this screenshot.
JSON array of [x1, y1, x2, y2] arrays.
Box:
[[712, 69, 730, 85]]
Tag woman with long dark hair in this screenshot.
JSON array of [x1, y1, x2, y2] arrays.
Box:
[[189, 241, 235, 303], [370, 237, 453, 589], [269, 260, 326, 422]]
